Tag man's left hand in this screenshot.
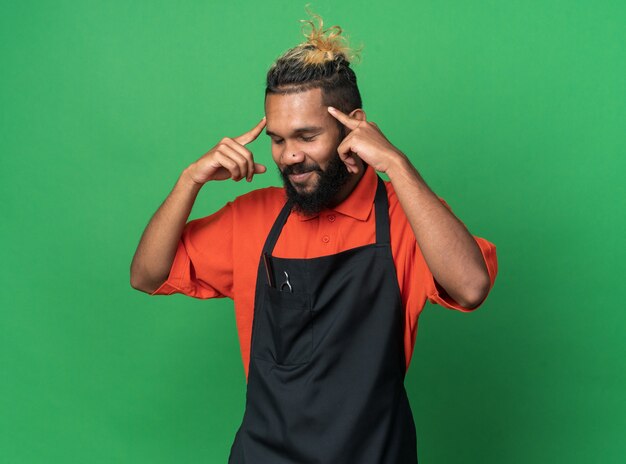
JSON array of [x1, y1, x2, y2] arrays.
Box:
[[328, 106, 406, 175]]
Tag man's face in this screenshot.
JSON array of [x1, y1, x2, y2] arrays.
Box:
[[265, 87, 349, 215]]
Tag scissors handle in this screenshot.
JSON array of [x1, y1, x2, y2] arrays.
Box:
[[280, 271, 293, 292]]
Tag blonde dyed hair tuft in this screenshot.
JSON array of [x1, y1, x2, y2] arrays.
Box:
[[265, 9, 363, 114], [293, 10, 360, 65]]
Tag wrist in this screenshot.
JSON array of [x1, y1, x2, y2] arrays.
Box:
[[178, 166, 204, 192], [385, 151, 412, 180]]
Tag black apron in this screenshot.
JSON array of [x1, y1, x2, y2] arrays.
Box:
[[228, 176, 418, 463]]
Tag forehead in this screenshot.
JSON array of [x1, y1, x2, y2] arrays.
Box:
[[265, 88, 332, 133]]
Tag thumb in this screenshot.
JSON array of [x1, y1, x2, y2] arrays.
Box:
[[254, 163, 267, 174], [342, 153, 359, 174]]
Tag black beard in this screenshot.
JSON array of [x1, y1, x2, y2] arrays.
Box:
[[280, 153, 350, 216]]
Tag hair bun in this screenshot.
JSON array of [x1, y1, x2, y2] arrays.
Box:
[[265, 9, 363, 114], [298, 10, 360, 65]]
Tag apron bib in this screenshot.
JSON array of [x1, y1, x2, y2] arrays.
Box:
[[229, 176, 418, 463]]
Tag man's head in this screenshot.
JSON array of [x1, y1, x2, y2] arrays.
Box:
[[264, 13, 364, 215]]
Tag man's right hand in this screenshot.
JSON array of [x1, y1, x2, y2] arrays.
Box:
[[130, 116, 267, 294], [187, 117, 267, 184]]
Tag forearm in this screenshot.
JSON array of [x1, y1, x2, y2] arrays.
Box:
[[386, 155, 490, 308], [130, 167, 203, 293]]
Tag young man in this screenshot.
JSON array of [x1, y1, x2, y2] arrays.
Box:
[[131, 16, 498, 463]]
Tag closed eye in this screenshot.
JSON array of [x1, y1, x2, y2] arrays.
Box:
[[301, 135, 317, 142]]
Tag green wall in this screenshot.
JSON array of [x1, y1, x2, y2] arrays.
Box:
[[2, 1, 624, 462]]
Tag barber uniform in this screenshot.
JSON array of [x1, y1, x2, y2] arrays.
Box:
[[228, 176, 418, 463]]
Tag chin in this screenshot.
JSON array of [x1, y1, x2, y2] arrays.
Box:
[[291, 177, 319, 193]]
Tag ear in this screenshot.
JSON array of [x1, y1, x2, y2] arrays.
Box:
[[349, 108, 366, 122]]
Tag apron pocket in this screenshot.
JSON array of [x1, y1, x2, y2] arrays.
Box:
[[254, 284, 313, 366]]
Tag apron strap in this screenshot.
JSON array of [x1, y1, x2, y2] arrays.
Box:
[[262, 198, 293, 255], [373, 175, 390, 245], [262, 172, 391, 255]]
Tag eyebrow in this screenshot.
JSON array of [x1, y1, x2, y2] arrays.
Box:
[[265, 126, 324, 137]]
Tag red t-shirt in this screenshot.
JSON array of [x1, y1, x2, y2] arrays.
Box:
[[152, 166, 498, 381]]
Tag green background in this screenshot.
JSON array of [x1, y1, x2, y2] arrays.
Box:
[[1, 0, 624, 462]]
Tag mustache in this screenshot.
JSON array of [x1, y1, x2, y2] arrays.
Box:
[[281, 162, 323, 176]]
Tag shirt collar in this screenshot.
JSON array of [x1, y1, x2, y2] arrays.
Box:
[[294, 164, 377, 222]]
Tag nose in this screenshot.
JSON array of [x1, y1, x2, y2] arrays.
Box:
[[281, 149, 306, 166]]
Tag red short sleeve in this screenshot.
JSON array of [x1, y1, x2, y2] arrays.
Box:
[[424, 197, 498, 312], [426, 235, 498, 312], [150, 203, 235, 299]]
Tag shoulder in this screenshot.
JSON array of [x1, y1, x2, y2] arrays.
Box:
[[383, 180, 411, 235], [233, 185, 285, 204], [230, 185, 287, 225], [229, 186, 286, 264], [382, 179, 452, 253], [187, 186, 285, 228], [383, 179, 451, 215], [232, 186, 285, 211]]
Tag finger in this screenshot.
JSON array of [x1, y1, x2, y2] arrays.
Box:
[[233, 116, 266, 146], [336, 131, 357, 157], [327, 106, 361, 131], [216, 146, 247, 181], [339, 152, 359, 174], [253, 163, 267, 174], [211, 152, 241, 181], [221, 138, 255, 181], [336, 139, 359, 174]]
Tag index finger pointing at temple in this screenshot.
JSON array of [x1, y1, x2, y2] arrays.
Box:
[[327, 106, 361, 130], [234, 116, 267, 145]]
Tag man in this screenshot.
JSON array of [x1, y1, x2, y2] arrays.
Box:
[[131, 15, 498, 463]]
